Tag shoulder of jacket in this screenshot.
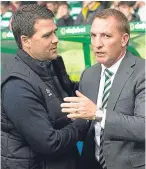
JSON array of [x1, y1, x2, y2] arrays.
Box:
[[2, 58, 34, 88], [10, 59, 31, 78], [80, 63, 100, 80], [126, 52, 145, 77], [84, 63, 100, 73], [128, 52, 145, 68], [135, 57, 145, 76]]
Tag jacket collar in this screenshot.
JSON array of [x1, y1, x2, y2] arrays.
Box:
[[16, 49, 52, 79]]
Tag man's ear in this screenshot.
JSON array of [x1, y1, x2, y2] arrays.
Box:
[[20, 35, 31, 49], [121, 33, 129, 47]]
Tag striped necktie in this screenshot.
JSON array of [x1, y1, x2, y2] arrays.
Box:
[[99, 68, 113, 169]]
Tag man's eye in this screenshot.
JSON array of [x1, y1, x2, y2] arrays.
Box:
[[44, 35, 50, 38], [91, 34, 96, 38], [103, 34, 111, 38]]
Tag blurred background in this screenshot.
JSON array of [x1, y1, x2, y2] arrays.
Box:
[[1, 1, 146, 81]]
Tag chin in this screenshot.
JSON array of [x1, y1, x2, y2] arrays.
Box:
[[51, 54, 58, 60], [96, 58, 106, 64]]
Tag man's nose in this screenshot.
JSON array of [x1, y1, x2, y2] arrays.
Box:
[[94, 36, 103, 48], [52, 34, 59, 44]]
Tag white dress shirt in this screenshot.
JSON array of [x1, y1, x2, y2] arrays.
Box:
[[94, 54, 125, 161]]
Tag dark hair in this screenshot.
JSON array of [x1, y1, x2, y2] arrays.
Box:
[[118, 1, 136, 7], [11, 4, 54, 48], [1, 1, 10, 6], [94, 8, 130, 35]]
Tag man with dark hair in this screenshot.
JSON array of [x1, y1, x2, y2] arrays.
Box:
[[118, 1, 140, 22], [56, 2, 74, 27], [1, 4, 88, 169], [61, 8, 145, 169]]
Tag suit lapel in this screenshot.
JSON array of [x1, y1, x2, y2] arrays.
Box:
[[91, 64, 101, 104], [107, 52, 136, 111], [88, 64, 101, 133]]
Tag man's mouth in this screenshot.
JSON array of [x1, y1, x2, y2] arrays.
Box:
[[51, 47, 57, 51], [96, 52, 105, 56]]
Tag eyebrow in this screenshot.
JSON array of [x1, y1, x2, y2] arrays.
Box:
[[90, 31, 111, 35], [42, 27, 58, 38], [90, 31, 95, 35]]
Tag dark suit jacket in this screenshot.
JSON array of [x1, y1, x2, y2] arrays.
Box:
[[1, 50, 88, 169], [79, 52, 145, 169]]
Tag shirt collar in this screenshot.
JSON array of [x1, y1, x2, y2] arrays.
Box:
[[101, 51, 126, 77]]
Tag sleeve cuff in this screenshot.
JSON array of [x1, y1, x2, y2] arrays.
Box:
[[95, 108, 106, 129]]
